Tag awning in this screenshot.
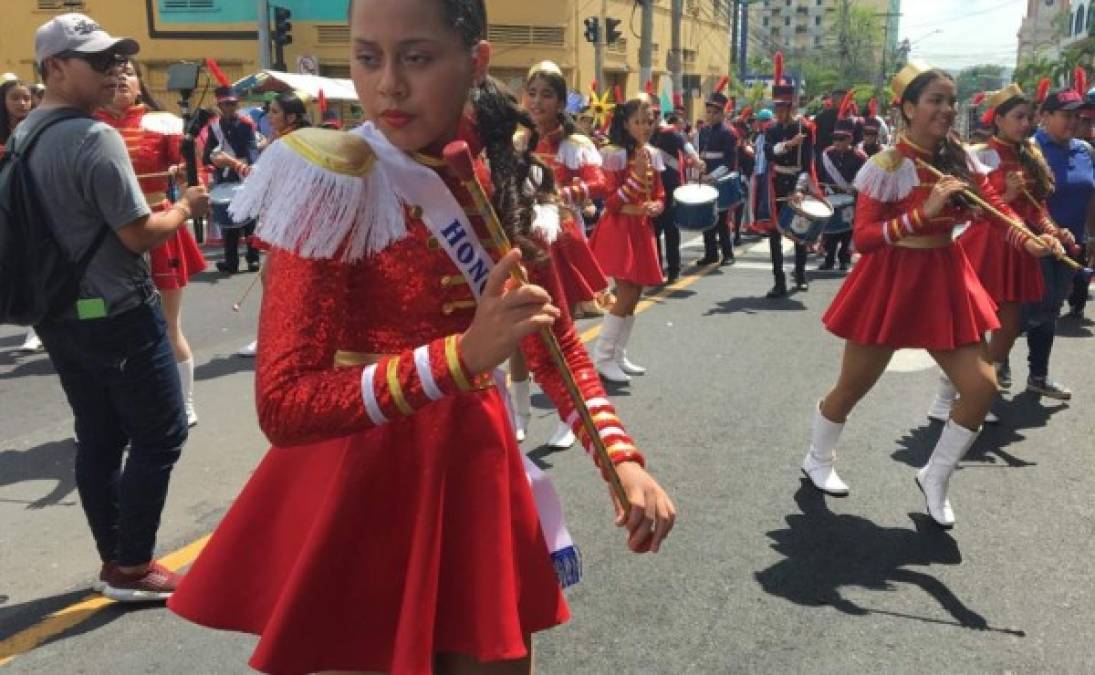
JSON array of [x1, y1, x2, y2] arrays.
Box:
[[232, 70, 358, 102]]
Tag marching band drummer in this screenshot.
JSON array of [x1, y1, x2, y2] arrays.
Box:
[[817, 118, 867, 271], [764, 67, 815, 298], [800, 63, 1061, 529], [858, 116, 884, 157], [696, 86, 739, 266]]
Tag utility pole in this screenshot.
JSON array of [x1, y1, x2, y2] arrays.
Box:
[[874, 11, 902, 90], [596, 0, 606, 94], [730, 0, 739, 76], [257, 0, 271, 70], [671, 0, 684, 103], [739, 1, 749, 81], [639, 0, 655, 89]]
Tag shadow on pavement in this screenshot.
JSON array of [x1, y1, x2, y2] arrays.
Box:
[[0, 439, 78, 510], [1055, 317, 1093, 338], [526, 443, 570, 471], [755, 481, 1022, 635], [0, 352, 55, 380], [706, 295, 806, 316], [0, 589, 160, 653], [195, 355, 255, 382]]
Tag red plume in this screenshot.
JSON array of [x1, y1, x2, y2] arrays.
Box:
[[737, 105, 753, 123], [981, 108, 996, 127], [971, 91, 986, 106], [867, 97, 878, 117], [714, 75, 730, 95], [204, 58, 231, 88], [1036, 77, 1051, 104], [613, 85, 624, 103], [725, 96, 736, 114], [773, 52, 784, 88], [673, 92, 684, 108], [645, 80, 655, 96], [1074, 67, 1087, 97], [318, 89, 328, 116], [837, 90, 857, 119], [590, 78, 598, 94]]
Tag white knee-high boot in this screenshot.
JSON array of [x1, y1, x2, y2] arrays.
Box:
[[616, 314, 646, 375], [593, 314, 631, 383], [916, 419, 979, 528], [510, 378, 531, 443], [178, 358, 197, 427], [801, 402, 850, 496], [927, 373, 957, 422]]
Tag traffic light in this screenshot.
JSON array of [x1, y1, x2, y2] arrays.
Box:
[[605, 18, 622, 44], [583, 17, 599, 44], [271, 5, 292, 71]]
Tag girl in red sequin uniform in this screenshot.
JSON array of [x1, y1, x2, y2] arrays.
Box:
[[167, 1, 675, 673], [509, 61, 612, 448], [801, 65, 1060, 529], [96, 61, 206, 426], [589, 96, 666, 384], [927, 87, 1076, 420]]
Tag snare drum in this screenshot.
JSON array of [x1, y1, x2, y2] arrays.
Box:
[[715, 172, 744, 211], [824, 193, 856, 235], [210, 182, 245, 228], [777, 194, 833, 244], [673, 183, 719, 232]]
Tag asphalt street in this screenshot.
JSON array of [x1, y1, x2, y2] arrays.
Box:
[[1, 235, 1093, 673]]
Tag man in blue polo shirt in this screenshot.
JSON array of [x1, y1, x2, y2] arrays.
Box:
[[1027, 89, 1094, 400]]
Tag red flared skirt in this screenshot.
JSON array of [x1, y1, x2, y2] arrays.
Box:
[[957, 221, 1044, 304], [589, 211, 664, 287], [168, 389, 569, 675], [150, 226, 207, 291], [823, 243, 1000, 350], [551, 219, 609, 307]]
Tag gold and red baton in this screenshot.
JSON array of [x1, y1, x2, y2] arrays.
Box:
[[442, 140, 631, 512]]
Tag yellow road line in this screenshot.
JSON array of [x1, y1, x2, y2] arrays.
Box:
[[0, 265, 718, 668]]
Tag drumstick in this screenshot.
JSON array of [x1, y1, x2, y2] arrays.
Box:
[[135, 170, 173, 180], [232, 263, 262, 312], [913, 158, 1082, 271], [443, 141, 631, 513]]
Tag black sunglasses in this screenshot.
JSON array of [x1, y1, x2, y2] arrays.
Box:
[[55, 50, 128, 73]]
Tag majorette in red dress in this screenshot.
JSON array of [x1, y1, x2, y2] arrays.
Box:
[[956, 137, 1049, 304], [589, 144, 666, 286], [96, 105, 206, 290], [531, 126, 610, 307], [823, 137, 1030, 350], [167, 123, 643, 675]]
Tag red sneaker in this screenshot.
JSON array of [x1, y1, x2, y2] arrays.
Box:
[[102, 561, 181, 603], [91, 562, 118, 593]]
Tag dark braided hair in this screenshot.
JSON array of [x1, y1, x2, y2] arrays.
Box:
[[525, 69, 578, 139], [992, 95, 1055, 201], [608, 96, 651, 156], [900, 69, 976, 192]]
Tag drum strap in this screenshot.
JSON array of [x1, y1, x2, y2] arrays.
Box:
[[821, 151, 853, 193]]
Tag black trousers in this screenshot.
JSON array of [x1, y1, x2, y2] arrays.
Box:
[[1068, 250, 1089, 314], [703, 209, 735, 260], [653, 201, 680, 275], [823, 231, 853, 266], [769, 229, 807, 286], [223, 221, 259, 271]]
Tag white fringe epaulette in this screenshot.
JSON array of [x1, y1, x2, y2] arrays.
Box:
[[853, 148, 919, 202], [557, 134, 602, 170], [531, 203, 562, 244], [646, 143, 666, 172], [140, 111, 183, 135], [966, 147, 993, 176], [600, 145, 628, 171], [230, 126, 406, 261], [968, 143, 1000, 172]]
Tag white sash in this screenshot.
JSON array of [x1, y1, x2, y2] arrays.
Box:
[[822, 150, 853, 193]]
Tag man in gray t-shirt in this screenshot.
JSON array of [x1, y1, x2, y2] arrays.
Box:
[[29, 12, 208, 603]]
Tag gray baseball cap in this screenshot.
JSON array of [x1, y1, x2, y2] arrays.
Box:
[[35, 13, 139, 65]]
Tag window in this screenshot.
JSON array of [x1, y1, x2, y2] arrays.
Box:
[[815, 15, 821, 25], [37, 0, 86, 8], [763, 16, 769, 26], [784, 16, 790, 26], [1076, 4, 1086, 35], [162, 0, 215, 9]]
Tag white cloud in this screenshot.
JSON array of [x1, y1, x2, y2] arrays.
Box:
[[898, 0, 1027, 71]]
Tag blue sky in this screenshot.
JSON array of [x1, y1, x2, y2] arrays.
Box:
[[899, 0, 1029, 71]]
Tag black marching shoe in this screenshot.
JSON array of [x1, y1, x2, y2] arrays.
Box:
[[720, 255, 736, 267], [247, 261, 261, 273], [838, 261, 850, 271], [215, 261, 238, 274], [794, 278, 809, 292], [695, 255, 719, 266], [817, 261, 835, 271], [666, 269, 680, 284], [766, 283, 788, 299]]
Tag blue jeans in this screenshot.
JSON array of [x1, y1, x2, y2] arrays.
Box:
[[36, 297, 187, 566]]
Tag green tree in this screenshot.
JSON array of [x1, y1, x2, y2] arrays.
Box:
[[955, 65, 1007, 101]]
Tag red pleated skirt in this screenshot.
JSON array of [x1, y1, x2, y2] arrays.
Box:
[[589, 211, 665, 287], [149, 226, 207, 291], [823, 243, 1000, 350], [550, 219, 609, 307], [957, 220, 1044, 304], [168, 389, 569, 675]]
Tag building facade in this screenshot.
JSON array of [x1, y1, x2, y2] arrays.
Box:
[[2, 0, 731, 118], [747, 0, 897, 57], [1017, 0, 1070, 64]]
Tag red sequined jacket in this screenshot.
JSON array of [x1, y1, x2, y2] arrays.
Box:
[[255, 151, 640, 473], [532, 127, 608, 207], [95, 105, 182, 210]]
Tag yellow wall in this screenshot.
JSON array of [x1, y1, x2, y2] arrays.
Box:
[[3, 0, 729, 117]]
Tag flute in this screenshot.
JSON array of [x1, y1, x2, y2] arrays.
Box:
[[442, 141, 631, 512], [913, 158, 1082, 271]]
